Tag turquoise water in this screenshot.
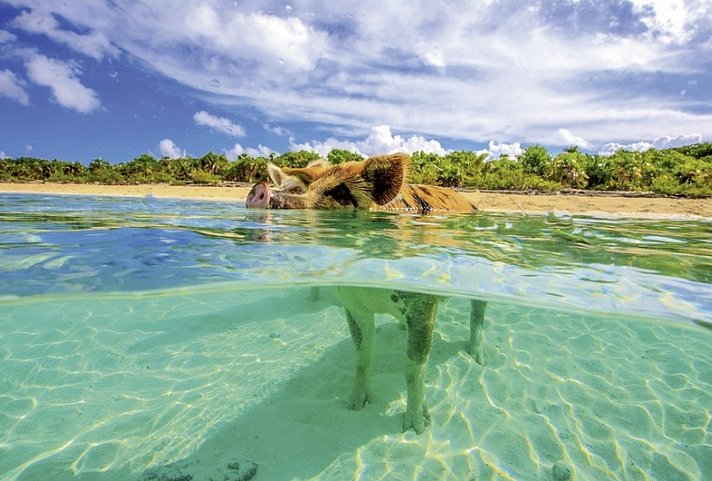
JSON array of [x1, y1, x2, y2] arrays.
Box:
[[0, 193, 711, 481]]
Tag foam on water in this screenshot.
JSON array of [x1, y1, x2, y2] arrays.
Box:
[[1, 193, 711, 480]]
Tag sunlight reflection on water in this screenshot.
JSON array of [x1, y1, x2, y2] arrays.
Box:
[[0, 194, 710, 480]]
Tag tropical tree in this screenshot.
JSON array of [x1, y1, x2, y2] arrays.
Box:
[[224, 155, 269, 183], [199, 152, 229, 175], [546, 150, 589, 188], [518, 144, 551, 176], [327, 149, 363, 164], [275, 150, 321, 168]]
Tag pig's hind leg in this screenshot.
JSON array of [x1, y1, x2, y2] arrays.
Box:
[[397, 293, 438, 434]]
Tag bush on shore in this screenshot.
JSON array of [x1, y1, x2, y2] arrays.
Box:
[[1, 143, 710, 198]]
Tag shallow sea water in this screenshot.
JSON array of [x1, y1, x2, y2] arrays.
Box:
[[0, 193, 711, 481]]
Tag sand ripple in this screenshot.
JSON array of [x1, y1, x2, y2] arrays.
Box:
[[1, 290, 710, 480]]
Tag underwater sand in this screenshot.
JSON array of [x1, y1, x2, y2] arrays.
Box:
[[1, 288, 710, 480], [0, 193, 710, 480]]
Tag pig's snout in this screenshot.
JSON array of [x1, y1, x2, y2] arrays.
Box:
[[246, 182, 272, 208]]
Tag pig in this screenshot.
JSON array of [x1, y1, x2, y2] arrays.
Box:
[[246, 152, 486, 433], [245, 152, 477, 213]]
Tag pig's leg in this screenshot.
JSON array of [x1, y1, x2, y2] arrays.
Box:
[[401, 294, 438, 434], [468, 299, 487, 365], [342, 299, 376, 410], [307, 286, 320, 302]]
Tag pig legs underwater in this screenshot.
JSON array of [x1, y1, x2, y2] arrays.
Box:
[[338, 287, 487, 433]]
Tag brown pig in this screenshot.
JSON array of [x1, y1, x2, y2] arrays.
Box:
[[245, 152, 477, 213], [246, 152, 486, 433]]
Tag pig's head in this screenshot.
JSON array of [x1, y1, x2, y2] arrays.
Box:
[[245, 153, 408, 210]]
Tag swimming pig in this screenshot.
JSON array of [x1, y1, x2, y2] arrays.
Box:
[[245, 152, 477, 213], [246, 153, 486, 433]]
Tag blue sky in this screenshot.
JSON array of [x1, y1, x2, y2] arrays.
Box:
[[1, 0, 711, 164]]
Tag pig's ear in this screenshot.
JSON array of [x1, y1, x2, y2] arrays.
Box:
[[362, 153, 408, 205], [267, 162, 286, 186], [267, 162, 284, 187]]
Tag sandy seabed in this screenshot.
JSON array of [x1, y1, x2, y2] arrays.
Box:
[[1, 182, 711, 218], [1, 290, 710, 481]]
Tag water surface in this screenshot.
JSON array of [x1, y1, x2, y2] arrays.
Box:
[[0, 193, 710, 480]]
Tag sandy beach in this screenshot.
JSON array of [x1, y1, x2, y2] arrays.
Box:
[[1, 182, 711, 218]]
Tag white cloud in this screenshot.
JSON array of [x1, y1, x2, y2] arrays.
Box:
[[558, 129, 590, 148], [158, 139, 184, 159], [599, 133, 702, 155], [288, 130, 526, 161], [289, 125, 449, 157], [482, 141, 524, 160], [181, 4, 327, 74], [225, 144, 245, 160], [24, 54, 100, 113], [3, 1, 712, 149], [599, 141, 653, 156], [263, 124, 290, 137], [13, 9, 118, 60], [193, 111, 246, 137], [629, 0, 710, 44], [652, 133, 703, 149], [0, 29, 17, 43], [225, 143, 275, 160], [0, 69, 29, 105], [0, 150, 10, 159]]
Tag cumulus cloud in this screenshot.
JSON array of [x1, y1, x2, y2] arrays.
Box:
[[24, 54, 100, 113], [13, 9, 118, 60], [599, 133, 703, 155], [158, 139, 185, 159], [289, 125, 449, 157], [0, 150, 10, 159], [558, 129, 590, 149], [226, 143, 275, 160], [482, 141, 524, 160], [288, 129, 527, 161], [193, 111, 246, 137], [0, 69, 29, 105]]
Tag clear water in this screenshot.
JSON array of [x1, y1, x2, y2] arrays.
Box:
[[0, 193, 710, 481]]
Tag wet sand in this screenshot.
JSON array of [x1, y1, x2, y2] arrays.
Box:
[[1, 182, 710, 218]]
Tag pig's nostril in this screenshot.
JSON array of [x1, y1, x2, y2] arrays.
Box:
[[259, 193, 264, 200]]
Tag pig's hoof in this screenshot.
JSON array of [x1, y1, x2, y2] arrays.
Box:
[[348, 389, 371, 410], [467, 344, 485, 366], [403, 403, 431, 434]]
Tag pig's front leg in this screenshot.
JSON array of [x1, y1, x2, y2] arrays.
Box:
[[341, 296, 376, 410]]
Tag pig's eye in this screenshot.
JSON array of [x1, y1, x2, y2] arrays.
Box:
[[324, 184, 358, 207]]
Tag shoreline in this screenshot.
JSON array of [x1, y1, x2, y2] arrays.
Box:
[[1, 182, 711, 219]]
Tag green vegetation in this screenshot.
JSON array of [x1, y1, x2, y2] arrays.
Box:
[[1, 143, 711, 197]]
